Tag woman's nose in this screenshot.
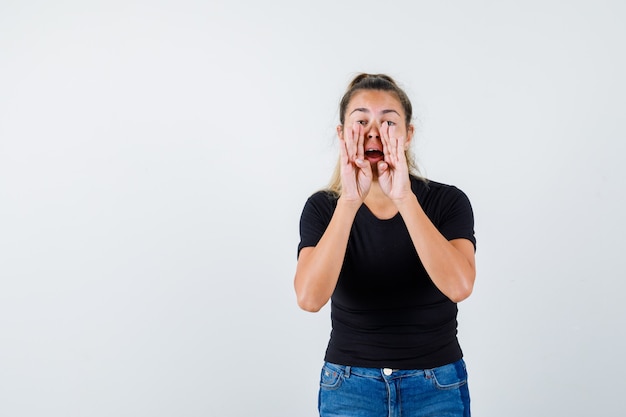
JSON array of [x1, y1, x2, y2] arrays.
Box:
[[367, 125, 380, 139]]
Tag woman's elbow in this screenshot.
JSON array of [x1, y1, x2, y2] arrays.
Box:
[[296, 292, 327, 312], [448, 276, 475, 303], [295, 280, 329, 312], [298, 300, 324, 313], [448, 286, 473, 303], [294, 269, 330, 312]]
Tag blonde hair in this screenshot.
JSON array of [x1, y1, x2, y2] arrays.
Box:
[[327, 73, 423, 195]]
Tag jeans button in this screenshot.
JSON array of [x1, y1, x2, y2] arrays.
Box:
[[383, 368, 393, 376]]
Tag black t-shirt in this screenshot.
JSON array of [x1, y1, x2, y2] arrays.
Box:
[[298, 176, 476, 369]]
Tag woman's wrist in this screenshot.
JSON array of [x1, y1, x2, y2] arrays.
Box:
[[337, 195, 363, 213], [394, 193, 420, 214]]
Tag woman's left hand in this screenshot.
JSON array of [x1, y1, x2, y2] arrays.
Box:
[[377, 123, 412, 203]]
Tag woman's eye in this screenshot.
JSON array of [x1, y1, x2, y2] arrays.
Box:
[[386, 121, 395, 126], [357, 120, 367, 125]]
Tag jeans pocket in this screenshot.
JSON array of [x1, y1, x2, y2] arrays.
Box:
[[428, 359, 468, 391], [320, 363, 344, 390]]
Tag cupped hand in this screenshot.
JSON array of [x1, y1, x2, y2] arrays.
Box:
[[339, 122, 372, 203], [377, 123, 412, 202]]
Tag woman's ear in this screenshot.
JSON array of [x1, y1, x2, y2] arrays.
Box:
[[337, 125, 344, 140], [406, 124, 415, 148]]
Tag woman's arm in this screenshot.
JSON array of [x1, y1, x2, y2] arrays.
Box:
[[396, 196, 476, 303], [378, 125, 476, 302], [294, 198, 360, 312], [295, 123, 371, 312]]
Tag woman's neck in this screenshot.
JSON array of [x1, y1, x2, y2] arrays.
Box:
[[364, 182, 398, 220]]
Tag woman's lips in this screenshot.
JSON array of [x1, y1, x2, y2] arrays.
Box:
[[365, 149, 384, 162]]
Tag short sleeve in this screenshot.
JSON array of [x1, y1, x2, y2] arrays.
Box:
[[297, 191, 337, 257], [437, 187, 476, 250]]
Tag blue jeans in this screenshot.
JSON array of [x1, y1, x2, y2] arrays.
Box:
[[318, 359, 470, 417]]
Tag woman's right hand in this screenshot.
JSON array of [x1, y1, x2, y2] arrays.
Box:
[[339, 122, 372, 204]]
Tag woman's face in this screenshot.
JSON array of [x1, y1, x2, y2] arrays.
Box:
[[338, 90, 414, 165]]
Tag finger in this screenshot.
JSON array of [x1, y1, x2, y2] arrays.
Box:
[[380, 122, 391, 164], [348, 122, 361, 161], [356, 123, 365, 161], [385, 123, 399, 167], [397, 135, 407, 163], [355, 155, 372, 177], [339, 137, 349, 166], [344, 125, 354, 161]]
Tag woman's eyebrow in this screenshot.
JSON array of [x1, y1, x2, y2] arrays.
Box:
[[350, 107, 369, 115], [349, 108, 400, 116]]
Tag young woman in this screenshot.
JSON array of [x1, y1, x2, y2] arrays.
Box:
[[294, 73, 476, 416]]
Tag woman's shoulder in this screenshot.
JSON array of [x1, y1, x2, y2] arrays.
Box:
[[410, 175, 472, 205], [307, 189, 339, 204], [302, 189, 339, 213], [299, 189, 339, 228], [410, 175, 461, 192]]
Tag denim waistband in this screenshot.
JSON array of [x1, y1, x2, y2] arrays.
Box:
[[323, 359, 466, 380], [323, 361, 436, 380]]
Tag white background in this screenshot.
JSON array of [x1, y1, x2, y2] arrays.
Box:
[[1, 1, 625, 416]]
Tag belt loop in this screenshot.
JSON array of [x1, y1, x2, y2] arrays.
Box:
[[344, 366, 351, 378]]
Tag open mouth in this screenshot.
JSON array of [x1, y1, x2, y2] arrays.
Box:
[[365, 149, 384, 159]]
